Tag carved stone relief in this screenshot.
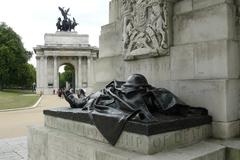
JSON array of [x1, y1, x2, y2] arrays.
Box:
[[121, 0, 170, 60]]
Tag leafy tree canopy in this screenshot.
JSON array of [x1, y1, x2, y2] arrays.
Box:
[[59, 64, 74, 89], [0, 22, 35, 89]]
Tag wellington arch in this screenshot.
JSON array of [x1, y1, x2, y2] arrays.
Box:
[[34, 32, 98, 94]]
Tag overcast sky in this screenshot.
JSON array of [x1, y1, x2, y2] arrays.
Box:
[[0, 0, 110, 66]]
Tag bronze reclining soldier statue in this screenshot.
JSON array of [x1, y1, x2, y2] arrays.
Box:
[[64, 74, 208, 145]]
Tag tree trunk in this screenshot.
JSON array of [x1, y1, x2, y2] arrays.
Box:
[[0, 77, 3, 91]]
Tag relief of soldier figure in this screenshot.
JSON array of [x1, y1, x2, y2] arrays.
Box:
[[56, 7, 78, 32]]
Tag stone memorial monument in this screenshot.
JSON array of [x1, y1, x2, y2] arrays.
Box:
[[96, 0, 240, 141], [29, 75, 212, 159], [29, 1, 240, 160]]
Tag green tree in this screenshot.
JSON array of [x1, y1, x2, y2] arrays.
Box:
[[59, 65, 74, 89], [14, 64, 36, 88], [0, 46, 13, 89], [0, 22, 35, 89]]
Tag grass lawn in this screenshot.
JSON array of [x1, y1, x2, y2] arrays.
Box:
[[0, 90, 40, 110]]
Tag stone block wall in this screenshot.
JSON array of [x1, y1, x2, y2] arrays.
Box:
[[95, 0, 240, 139], [169, 0, 240, 138], [109, 0, 121, 23], [99, 22, 122, 58]]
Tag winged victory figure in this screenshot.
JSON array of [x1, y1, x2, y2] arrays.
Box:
[[58, 7, 70, 20]]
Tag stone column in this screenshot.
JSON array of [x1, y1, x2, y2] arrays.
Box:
[[78, 57, 82, 89], [74, 66, 77, 90], [87, 56, 94, 88], [40, 56, 44, 88], [36, 56, 40, 88], [44, 56, 48, 93], [53, 56, 58, 89], [82, 57, 88, 87]]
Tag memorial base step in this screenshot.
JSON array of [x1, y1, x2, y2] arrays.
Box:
[[43, 107, 212, 154], [44, 115, 211, 154], [210, 138, 240, 160], [28, 126, 226, 160]]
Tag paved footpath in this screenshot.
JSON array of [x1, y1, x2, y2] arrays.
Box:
[[0, 95, 69, 160], [0, 137, 27, 160]]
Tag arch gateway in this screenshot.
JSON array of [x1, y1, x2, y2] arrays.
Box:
[[34, 32, 98, 94]]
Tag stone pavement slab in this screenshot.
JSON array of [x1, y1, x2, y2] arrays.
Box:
[[0, 137, 27, 160]]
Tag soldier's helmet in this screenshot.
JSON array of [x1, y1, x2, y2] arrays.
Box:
[[123, 74, 150, 87]]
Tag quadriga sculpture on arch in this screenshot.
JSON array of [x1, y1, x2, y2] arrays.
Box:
[[64, 74, 208, 145], [56, 7, 78, 32]]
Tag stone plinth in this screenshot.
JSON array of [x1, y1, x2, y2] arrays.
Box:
[[44, 32, 89, 46], [28, 126, 224, 160], [43, 107, 212, 154]]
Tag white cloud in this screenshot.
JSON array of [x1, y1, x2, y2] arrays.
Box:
[[0, 0, 110, 66]]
